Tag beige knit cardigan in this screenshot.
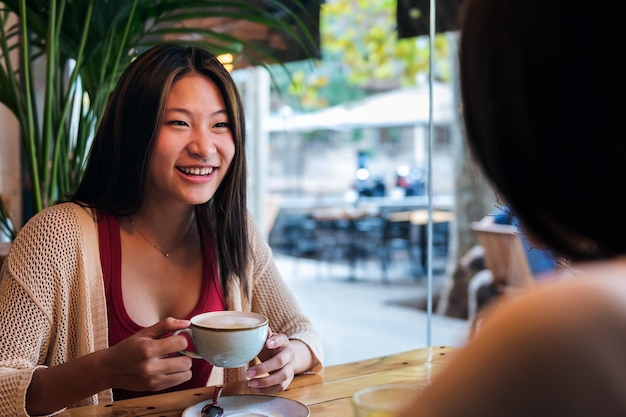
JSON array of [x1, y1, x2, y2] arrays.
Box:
[[0, 203, 323, 417]]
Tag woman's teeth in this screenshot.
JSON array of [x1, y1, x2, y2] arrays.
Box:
[[178, 167, 214, 176]]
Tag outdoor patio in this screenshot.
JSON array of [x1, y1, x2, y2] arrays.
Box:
[[274, 253, 470, 366]]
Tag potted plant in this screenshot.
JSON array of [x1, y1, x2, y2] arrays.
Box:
[[0, 0, 319, 241]]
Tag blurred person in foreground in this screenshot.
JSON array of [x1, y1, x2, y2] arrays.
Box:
[[400, 0, 625, 416], [0, 43, 322, 416]]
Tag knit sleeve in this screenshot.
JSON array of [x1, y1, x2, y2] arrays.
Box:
[[0, 203, 109, 416], [246, 215, 324, 374]]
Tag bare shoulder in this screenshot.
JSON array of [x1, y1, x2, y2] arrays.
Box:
[[479, 267, 626, 349], [507, 263, 626, 318], [406, 262, 626, 417]]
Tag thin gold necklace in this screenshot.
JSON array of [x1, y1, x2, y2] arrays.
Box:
[[130, 216, 195, 257]]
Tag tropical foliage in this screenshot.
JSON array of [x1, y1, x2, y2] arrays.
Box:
[[268, 0, 452, 111], [0, 0, 318, 240]]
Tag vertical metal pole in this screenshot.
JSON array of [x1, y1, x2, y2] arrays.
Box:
[[426, 0, 437, 348]]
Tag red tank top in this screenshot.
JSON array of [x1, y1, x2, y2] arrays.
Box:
[[97, 210, 225, 400]]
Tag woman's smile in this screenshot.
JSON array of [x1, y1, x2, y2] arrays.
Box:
[[176, 166, 215, 176]]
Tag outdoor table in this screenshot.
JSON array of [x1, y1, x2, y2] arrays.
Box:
[[310, 206, 379, 222], [387, 209, 454, 274], [59, 346, 456, 417], [310, 206, 382, 281], [386, 209, 454, 225]]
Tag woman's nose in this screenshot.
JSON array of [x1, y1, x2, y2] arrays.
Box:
[[187, 129, 217, 159]]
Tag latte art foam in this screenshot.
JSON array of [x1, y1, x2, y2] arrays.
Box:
[[194, 312, 266, 330]]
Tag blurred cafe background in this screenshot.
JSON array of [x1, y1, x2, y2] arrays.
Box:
[[227, 0, 487, 364], [0, 0, 503, 365]]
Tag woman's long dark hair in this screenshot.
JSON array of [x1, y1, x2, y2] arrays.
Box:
[[459, 0, 622, 261], [71, 43, 249, 296]]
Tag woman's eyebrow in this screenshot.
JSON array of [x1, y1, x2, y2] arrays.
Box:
[[165, 107, 227, 117]]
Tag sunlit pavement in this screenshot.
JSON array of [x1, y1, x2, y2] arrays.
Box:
[[275, 254, 470, 366]]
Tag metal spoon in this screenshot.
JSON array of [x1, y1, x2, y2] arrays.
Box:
[[201, 385, 224, 417]]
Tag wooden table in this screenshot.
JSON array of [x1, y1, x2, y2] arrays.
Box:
[[60, 346, 456, 416]]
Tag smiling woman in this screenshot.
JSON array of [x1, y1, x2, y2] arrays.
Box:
[[148, 74, 235, 208], [0, 43, 323, 416]]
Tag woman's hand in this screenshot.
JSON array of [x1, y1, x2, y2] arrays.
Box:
[[101, 317, 193, 392], [245, 329, 313, 394], [26, 317, 193, 416]]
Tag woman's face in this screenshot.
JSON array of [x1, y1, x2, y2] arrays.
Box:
[[146, 74, 236, 208]]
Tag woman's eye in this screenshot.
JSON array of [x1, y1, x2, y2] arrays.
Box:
[[214, 122, 230, 129], [166, 120, 189, 127]]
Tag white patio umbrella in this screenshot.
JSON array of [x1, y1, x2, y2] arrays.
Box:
[[266, 81, 454, 132]]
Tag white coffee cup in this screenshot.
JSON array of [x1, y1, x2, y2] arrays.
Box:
[[173, 311, 269, 368]]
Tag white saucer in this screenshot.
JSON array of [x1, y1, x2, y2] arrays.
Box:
[[182, 394, 310, 417]]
